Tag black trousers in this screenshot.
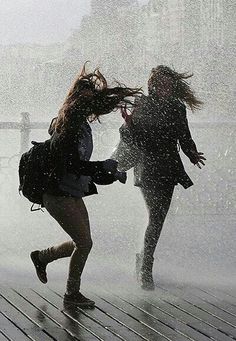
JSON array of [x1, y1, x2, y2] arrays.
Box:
[[140, 182, 175, 263]]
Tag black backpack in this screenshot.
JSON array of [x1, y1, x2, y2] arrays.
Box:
[[19, 139, 54, 210]]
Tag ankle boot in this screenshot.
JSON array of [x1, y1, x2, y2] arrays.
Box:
[[30, 250, 48, 284], [64, 292, 95, 309]]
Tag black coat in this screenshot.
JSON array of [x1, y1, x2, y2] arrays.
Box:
[[46, 116, 116, 197], [118, 95, 198, 189]]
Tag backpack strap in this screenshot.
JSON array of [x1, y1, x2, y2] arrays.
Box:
[[30, 203, 44, 212]]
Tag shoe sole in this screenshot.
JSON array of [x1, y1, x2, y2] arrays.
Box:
[[63, 299, 95, 309]]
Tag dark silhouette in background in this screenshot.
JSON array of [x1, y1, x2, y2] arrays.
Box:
[[113, 65, 206, 290]]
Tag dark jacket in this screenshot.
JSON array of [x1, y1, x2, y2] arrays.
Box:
[[118, 95, 198, 189], [46, 116, 116, 197]]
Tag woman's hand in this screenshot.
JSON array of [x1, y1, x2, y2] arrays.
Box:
[[114, 171, 127, 184], [103, 159, 118, 174], [191, 151, 206, 169]]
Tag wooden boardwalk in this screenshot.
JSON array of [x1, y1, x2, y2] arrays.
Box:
[[0, 284, 236, 341]]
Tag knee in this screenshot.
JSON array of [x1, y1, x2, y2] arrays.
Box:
[[74, 239, 93, 255], [85, 239, 93, 252]]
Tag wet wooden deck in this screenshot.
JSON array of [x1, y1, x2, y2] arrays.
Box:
[[0, 284, 236, 341]]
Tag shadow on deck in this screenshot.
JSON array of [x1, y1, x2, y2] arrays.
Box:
[[0, 283, 236, 341]]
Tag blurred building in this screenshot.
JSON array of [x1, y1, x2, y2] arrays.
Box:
[[0, 43, 64, 118], [0, 0, 235, 118], [66, 0, 140, 83], [141, 0, 236, 117]]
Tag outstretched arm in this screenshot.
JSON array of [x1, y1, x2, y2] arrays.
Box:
[[178, 105, 206, 168], [50, 129, 119, 177]]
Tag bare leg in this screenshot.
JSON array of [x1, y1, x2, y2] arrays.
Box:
[[141, 185, 174, 259], [41, 193, 93, 294], [138, 184, 174, 288]]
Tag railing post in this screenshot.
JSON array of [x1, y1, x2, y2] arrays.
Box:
[[20, 112, 31, 154]]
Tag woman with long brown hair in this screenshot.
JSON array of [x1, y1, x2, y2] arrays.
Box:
[[30, 65, 140, 307], [114, 65, 206, 290]]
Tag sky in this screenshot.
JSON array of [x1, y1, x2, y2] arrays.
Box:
[[0, 0, 90, 45], [0, 0, 147, 45]]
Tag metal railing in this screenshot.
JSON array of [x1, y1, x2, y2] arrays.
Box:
[[0, 112, 49, 155], [0, 114, 235, 217], [0, 112, 235, 156]]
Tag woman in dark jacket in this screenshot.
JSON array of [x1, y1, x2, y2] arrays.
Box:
[[30, 65, 140, 307], [115, 65, 206, 290]]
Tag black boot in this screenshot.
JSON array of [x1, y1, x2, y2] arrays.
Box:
[[136, 253, 155, 290], [64, 292, 95, 309], [30, 250, 48, 284]]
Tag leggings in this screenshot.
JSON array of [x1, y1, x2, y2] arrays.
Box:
[[140, 183, 175, 262], [39, 193, 93, 294]]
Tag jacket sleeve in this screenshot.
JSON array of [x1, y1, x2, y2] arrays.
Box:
[[119, 123, 134, 145], [177, 105, 199, 164], [70, 158, 105, 176], [110, 122, 140, 171]]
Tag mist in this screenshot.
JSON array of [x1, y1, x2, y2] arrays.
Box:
[[0, 0, 235, 292]]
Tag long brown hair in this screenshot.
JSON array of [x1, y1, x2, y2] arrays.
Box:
[[149, 65, 203, 111], [55, 64, 141, 134]]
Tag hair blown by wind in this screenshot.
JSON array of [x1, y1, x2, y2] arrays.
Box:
[[55, 64, 142, 134], [151, 65, 203, 111]]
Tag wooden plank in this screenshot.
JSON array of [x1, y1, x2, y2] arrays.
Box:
[[92, 294, 170, 341], [0, 287, 71, 341], [81, 291, 146, 341], [13, 289, 77, 341], [119, 293, 212, 341], [60, 296, 135, 341], [0, 331, 11, 341], [142, 293, 226, 341], [166, 286, 236, 339], [37, 287, 124, 341], [153, 285, 235, 341], [187, 287, 236, 322], [0, 311, 30, 341], [19, 288, 100, 341], [201, 287, 236, 306], [221, 290, 236, 303], [3, 282, 235, 341], [16, 288, 99, 341], [85, 291, 162, 341], [97, 291, 191, 341], [0, 294, 50, 341], [54, 288, 148, 341]]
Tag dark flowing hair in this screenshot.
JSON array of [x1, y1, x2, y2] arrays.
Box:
[[149, 65, 203, 111], [55, 63, 142, 134]]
